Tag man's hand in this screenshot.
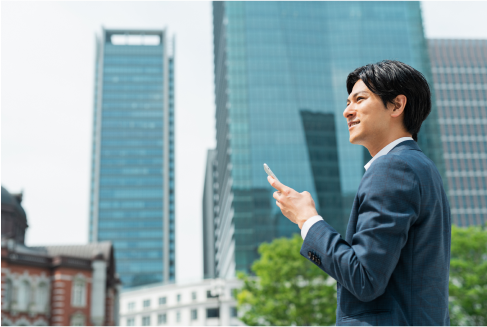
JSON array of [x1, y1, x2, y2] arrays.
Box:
[[267, 176, 318, 229]]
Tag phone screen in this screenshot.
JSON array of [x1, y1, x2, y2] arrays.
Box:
[[263, 163, 279, 182]]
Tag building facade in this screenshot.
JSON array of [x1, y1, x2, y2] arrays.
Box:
[[1, 186, 120, 326], [119, 278, 243, 326], [202, 150, 218, 279], [428, 39, 487, 227], [89, 28, 176, 288], [209, 1, 445, 277]]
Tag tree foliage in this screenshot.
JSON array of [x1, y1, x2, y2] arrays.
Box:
[[236, 234, 337, 326], [449, 224, 487, 326]]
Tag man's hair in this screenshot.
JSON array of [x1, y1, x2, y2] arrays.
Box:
[[346, 60, 431, 142]]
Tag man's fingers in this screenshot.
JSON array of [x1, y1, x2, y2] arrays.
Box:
[[276, 200, 283, 210], [267, 176, 290, 194], [273, 191, 282, 201]]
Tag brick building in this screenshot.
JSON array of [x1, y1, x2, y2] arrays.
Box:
[[1, 186, 121, 326]]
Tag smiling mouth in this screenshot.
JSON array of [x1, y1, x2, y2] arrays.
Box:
[[348, 120, 360, 129]]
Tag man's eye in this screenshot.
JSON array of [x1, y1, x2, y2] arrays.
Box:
[[357, 97, 364, 101]]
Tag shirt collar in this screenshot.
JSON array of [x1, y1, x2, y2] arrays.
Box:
[[364, 137, 414, 171]]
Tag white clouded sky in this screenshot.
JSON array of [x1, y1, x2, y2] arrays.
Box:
[[2, 1, 486, 283]]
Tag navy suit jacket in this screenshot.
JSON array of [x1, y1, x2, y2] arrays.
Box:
[[301, 140, 451, 326]]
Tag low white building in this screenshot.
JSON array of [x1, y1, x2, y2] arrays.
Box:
[[120, 278, 245, 326]]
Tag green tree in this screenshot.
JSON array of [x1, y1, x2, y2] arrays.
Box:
[[236, 234, 337, 326], [449, 224, 487, 326]]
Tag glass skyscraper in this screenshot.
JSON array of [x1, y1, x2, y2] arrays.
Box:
[[428, 39, 487, 227], [208, 1, 445, 278], [202, 149, 218, 279], [90, 29, 175, 287]]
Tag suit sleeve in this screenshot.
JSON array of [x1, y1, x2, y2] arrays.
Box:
[[300, 155, 421, 302]]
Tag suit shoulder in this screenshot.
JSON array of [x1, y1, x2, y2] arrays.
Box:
[[369, 148, 438, 181]]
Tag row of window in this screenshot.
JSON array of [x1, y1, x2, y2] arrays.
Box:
[[104, 44, 163, 55], [443, 139, 487, 153], [99, 200, 163, 209], [442, 129, 487, 140], [103, 80, 171, 90], [102, 112, 164, 118], [98, 210, 163, 219], [101, 149, 163, 157], [437, 100, 487, 106], [129, 289, 237, 312], [450, 194, 487, 212], [102, 131, 163, 138], [99, 188, 163, 198], [127, 307, 238, 326], [453, 212, 486, 228], [102, 121, 163, 129], [98, 230, 163, 239], [99, 177, 163, 186], [102, 102, 163, 109], [439, 118, 487, 125], [103, 93, 163, 100], [113, 240, 163, 249], [3, 280, 50, 313], [103, 75, 163, 83], [104, 56, 164, 65], [434, 83, 487, 90], [115, 250, 163, 259], [100, 158, 164, 166], [127, 307, 237, 327], [432, 66, 487, 74], [3, 276, 87, 312]]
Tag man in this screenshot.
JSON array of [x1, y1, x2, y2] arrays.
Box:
[[268, 60, 451, 326]]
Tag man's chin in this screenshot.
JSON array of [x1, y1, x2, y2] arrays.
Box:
[[349, 134, 357, 144], [349, 133, 363, 145]]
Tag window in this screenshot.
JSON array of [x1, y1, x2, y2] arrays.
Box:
[[158, 296, 166, 306], [230, 288, 237, 299], [206, 308, 220, 318], [191, 291, 197, 301], [206, 290, 218, 298], [176, 311, 181, 322], [176, 294, 181, 303], [126, 317, 135, 326], [36, 283, 48, 312], [72, 279, 86, 307], [4, 279, 12, 306], [142, 316, 150, 326], [70, 313, 86, 326], [230, 307, 238, 318], [128, 302, 135, 311], [143, 299, 151, 308], [191, 309, 198, 320], [18, 281, 31, 311], [157, 313, 167, 325]]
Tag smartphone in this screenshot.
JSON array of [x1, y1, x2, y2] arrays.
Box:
[[263, 163, 280, 182]]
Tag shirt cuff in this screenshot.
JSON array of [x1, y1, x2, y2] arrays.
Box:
[[301, 215, 324, 240]]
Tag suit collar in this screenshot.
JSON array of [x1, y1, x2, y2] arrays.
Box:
[[389, 139, 422, 153], [364, 137, 416, 171]]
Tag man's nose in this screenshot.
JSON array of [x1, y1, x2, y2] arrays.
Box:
[[343, 105, 355, 119]]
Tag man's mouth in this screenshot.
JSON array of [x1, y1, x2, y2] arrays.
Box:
[[348, 120, 360, 129]]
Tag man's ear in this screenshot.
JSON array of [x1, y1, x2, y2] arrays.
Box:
[[390, 95, 407, 118]]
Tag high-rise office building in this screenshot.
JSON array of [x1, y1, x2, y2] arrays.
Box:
[[208, 2, 445, 277], [90, 29, 175, 287], [428, 39, 487, 227], [202, 149, 218, 279]]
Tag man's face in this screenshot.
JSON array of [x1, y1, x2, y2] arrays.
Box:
[[343, 80, 391, 146]]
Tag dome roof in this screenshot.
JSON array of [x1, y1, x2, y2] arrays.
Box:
[[1, 186, 27, 222], [2, 186, 16, 205]]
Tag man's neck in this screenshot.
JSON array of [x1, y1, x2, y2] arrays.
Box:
[[367, 132, 413, 157]]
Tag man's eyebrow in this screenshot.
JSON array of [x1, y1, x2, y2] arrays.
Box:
[[347, 91, 369, 102]]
